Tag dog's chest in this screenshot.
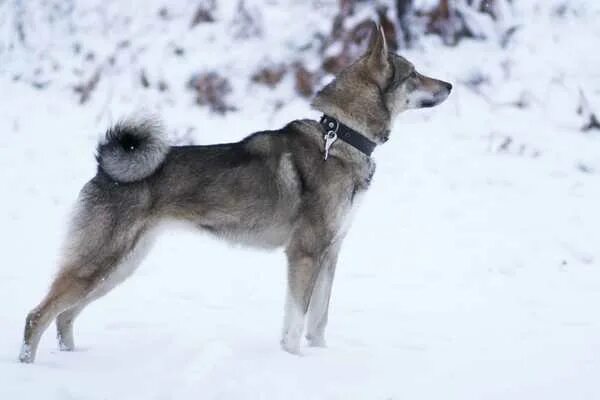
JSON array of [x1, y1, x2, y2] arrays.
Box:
[[335, 162, 374, 239], [337, 191, 364, 240], [351, 161, 375, 201]]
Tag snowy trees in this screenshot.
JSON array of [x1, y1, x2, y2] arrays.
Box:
[[1, 0, 598, 132]]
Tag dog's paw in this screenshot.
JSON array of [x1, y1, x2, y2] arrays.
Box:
[[306, 335, 327, 348], [58, 334, 75, 352], [18, 344, 34, 363], [58, 341, 74, 352], [280, 338, 302, 355]]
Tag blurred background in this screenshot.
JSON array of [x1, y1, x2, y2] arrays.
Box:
[[1, 1, 599, 399], [1, 0, 598, 134]]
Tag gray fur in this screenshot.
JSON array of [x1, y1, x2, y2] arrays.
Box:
[[96, 118, 169, 182], [19, 23, 451, 363]]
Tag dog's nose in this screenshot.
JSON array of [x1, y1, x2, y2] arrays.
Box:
[[443, 81, 453, 92]]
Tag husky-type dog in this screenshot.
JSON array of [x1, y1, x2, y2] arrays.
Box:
[[19, 24, 451, 363]]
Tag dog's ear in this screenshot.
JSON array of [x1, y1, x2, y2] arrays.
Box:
[[364, 23, 391, 81]]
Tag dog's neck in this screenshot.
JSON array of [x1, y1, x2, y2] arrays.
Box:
[[293, 119, 376, 189], [319, 115, 376, 158], [310, 80, 392, 145]]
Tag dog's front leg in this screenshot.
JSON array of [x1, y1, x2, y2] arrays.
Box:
[[305, 242, 341, 347], [280, 235, 330, 354], [281, 232, 342, 354], [281, 256, 316, 354]]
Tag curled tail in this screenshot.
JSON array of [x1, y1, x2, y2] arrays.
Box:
[[96, 118, 169, 182]]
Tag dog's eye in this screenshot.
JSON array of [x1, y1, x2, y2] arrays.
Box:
[[400, 69, 415, 81]]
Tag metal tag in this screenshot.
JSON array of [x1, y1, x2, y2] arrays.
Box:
[[324, 131, 337, 160]]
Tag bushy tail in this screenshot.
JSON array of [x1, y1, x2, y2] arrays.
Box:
[[96, 118, 169, 182]]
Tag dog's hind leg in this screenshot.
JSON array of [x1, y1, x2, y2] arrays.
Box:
[[54, 231, 153, 353], [19, 181, 154, 363], [305, 243, 341, 348], [56, 303, 85, 351], [20, 226, 151, 363], [19, 269, 92, 363]]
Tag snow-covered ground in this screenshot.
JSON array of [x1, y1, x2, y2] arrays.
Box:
[[1, 1, 600, 399]]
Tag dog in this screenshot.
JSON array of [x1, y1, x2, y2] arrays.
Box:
[[18, 24, 451, 363]]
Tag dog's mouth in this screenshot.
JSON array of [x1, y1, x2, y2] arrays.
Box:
[[418, 88, 451, 108], [418, 99, 438, 108]]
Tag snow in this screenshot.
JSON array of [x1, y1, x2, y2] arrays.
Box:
[[1, 0, 600, 399]]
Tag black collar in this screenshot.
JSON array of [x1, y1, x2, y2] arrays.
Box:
[[319, 115, 377, 158]]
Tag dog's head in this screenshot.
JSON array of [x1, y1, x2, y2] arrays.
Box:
[[312, 24, 452, 143]]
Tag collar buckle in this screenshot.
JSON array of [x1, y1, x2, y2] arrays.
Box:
[[322, 117, 339, 160], [319, 115, 377, 159], [323, 130, 338, 160]]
